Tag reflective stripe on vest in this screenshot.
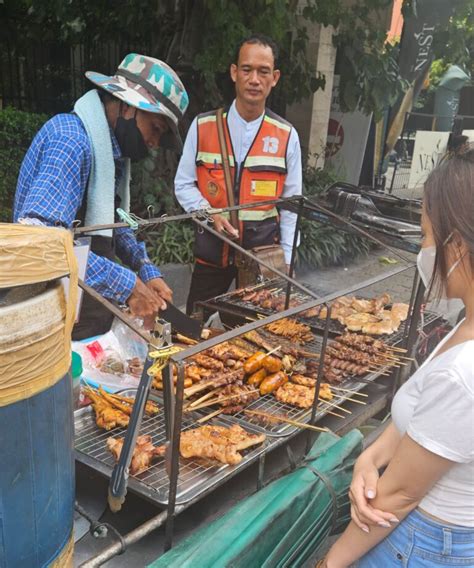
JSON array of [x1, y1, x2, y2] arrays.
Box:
[[196, 151, 236, 167], [219, 208, 278, 221], [244, 155, 286, 169], [264, 114, 291, 132]]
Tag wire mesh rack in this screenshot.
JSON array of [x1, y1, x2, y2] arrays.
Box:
[[209, 277, 439, 345], [185, 328, 392, 437], [75, 391, 270, 506]]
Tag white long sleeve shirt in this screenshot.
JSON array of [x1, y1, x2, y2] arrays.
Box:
[[174, 100, 302, 263]]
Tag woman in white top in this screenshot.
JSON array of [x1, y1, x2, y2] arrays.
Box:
[[320, 146, 474, 567]]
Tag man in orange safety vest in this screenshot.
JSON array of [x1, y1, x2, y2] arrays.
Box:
[[175, 34, 302, 314]]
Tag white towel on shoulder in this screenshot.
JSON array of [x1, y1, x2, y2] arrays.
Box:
[[74, 89, 130, 237]]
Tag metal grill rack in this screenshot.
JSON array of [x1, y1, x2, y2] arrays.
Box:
[[72, 197, 435, 564], [75, 392, 269, 506], [209, 277, 418, 340], [192, 332, 389, 437]]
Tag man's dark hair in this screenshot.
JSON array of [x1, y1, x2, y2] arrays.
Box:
[[234, 34, 279, 66]]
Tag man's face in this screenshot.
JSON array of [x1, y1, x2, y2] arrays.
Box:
[[230, 42, 280, 107], [122, 105, 169, 150]]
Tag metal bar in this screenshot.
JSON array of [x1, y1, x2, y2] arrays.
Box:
[[257, 453, 266, 491], [78, 508, 177, 567], [162, 363, 174, 440], [285, 196, 304, 310], [306, 304, 331, 454], [301, 197, 413, 263], [170, 264, 415, 362], [193, 217, 319, 301], [164, 360, 186, 551], [73, 197, 302, 235], [78, 279, 152, 344], [392, 270, 420, 396], [396, 278, 425, 388]]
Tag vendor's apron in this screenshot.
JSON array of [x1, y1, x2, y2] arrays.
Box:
[[72, 198, 117, 341]]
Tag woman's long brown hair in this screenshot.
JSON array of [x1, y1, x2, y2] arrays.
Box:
[[423, 143, 474, 298]]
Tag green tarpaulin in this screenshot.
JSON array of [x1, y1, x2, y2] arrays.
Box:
[[148, 430, 363, 568]]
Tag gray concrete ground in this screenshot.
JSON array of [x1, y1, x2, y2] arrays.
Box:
[[74, 250, 453, 567]]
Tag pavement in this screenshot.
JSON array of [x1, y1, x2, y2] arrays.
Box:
[[73, 249, 459, 567]]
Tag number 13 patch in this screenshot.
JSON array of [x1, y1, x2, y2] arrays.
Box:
[[262, 136, 279, 154]]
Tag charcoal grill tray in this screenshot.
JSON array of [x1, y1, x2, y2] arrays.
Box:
[[74, 390, 269, 506]]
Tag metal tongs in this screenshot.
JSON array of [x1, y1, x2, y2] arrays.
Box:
[[108, 317, 177, 512]]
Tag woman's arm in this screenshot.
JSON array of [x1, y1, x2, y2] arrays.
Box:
[[356, 421, 401, 470], [348, 422, 401, 530], [324, 434, 454, 568]]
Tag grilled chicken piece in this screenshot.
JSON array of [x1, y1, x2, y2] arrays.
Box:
[[107, 435, 165, 475], [185, 364, 203, 382], [86, 390, 130, 430], [180, 425, 266, 465], [266, 318, 314, 343], [192, 354, 224, 371], [274, 382, 315, 408]]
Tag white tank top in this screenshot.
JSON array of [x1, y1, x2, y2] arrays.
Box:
[[391, 321, 474, 527]]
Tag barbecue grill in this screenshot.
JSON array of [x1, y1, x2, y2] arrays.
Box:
[[73, 196, 445, 566]]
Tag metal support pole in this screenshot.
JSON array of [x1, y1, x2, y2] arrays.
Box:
[[257, 453, 266, 491], [162, 363, 175, 440], [78, 279, 151, 344], [306, 304, 331, 454], [395, 277, 425, 390], [285, 197, 304, 310], [79, 508, 180, 567], [164, 360, 186, 551]]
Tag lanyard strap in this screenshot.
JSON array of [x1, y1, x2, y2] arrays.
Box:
[[216, 108, 239, 230]]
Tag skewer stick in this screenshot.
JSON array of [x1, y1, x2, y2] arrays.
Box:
[[196, 408, 223, 424], [322, 401, 352, 414], [188, 387, 222, 408], [367, 369, 391, 376], [184, 382, 214, 398], [264, 345, 282, 356], [326, 409, 345, 418], [187, 389, 260, 411], [339, 395, 367, 406], [244, 409, 329, 432], [331, 386, 368, 398]]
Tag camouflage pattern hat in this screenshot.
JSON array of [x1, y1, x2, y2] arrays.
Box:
[[86, 53, 189, 152]]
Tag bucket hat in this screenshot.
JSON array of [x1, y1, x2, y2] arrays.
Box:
[[86, 53, 189, 152]]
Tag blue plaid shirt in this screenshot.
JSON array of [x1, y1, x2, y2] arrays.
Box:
[[14, 113, 161, 303]]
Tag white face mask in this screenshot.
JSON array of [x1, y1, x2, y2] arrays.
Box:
[[416, 233, 464, 298]]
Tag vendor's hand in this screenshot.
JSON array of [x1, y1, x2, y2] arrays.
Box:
[[212, 213, 239, 239], [349, 457, 399, 532], [127, 277, 165, 320], [147, 277, 173, 304]]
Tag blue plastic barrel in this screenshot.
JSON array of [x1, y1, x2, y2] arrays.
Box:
[[0, 285, 75, 567]]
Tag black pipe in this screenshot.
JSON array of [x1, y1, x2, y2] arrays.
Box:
[[164, 360, 186, 551], [285, 196, 305, 310]]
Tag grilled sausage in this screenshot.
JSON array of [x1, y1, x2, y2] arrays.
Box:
[[243, 351, 267, 374], [247, 368, 267, 386], [262, 355, 282, 373], [259, 371, 288, 395]]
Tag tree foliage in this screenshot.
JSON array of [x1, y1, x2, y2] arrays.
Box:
[[4, 0, 406, 119]]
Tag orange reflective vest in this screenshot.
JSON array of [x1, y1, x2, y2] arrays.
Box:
[[194, 108, 292, 267]]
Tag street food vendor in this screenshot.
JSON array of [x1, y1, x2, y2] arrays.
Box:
[[13, 54, 189, 339]]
